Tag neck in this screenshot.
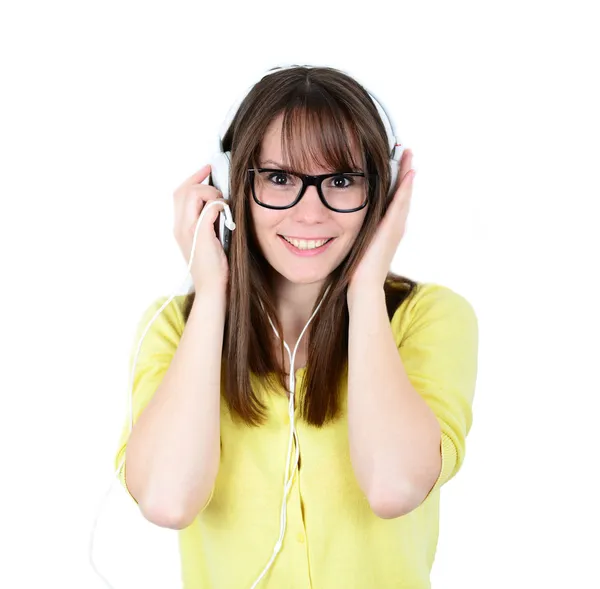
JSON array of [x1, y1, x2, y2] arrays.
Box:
[[271, 274, 327, 348]]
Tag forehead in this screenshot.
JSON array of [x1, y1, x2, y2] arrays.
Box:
[[258, 111, 363, 173]]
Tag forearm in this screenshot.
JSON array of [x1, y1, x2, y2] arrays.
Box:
[[347, 285, 441, 518], [125, 288, 225, 528]]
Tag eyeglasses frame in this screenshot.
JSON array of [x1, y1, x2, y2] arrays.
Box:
[[247, 167, 378, 213]]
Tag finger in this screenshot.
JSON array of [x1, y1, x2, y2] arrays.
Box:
[[184, 193, 225, 235], [175, 183, 221, 220], [174, 184, 221, 236], [399, 148, 413, 183], [390, 168, 415, 213], [390, 149, 412, 194], [177, 164, 212, 193]]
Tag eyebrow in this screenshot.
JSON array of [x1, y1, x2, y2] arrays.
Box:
[[260, 159, 363, 174], [261, 159, 290, 169]]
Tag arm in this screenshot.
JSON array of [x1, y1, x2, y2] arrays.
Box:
[[347, 283, 478, 519], [116, 287, 225, 529]]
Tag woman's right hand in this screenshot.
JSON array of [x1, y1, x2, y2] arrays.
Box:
[[173, 164, 229, 293]]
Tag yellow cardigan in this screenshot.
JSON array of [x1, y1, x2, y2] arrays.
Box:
[[114, 282, 479, 588]]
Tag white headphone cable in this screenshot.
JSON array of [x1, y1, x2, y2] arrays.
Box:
[[249, 285, 330, 588], [89, 200, 235, 589]]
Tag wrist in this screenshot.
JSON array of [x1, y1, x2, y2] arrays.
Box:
[[347, 282, 385, 310], [194, 285, 227, 308]]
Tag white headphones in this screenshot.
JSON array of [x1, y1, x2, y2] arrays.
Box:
[[89, 64, 404, 589], [182, 63, 404, 296]]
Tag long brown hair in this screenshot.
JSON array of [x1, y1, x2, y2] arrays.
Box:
[[183, 65, 418, 426]]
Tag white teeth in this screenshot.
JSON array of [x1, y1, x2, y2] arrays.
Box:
[[282, 236, 331, 250]]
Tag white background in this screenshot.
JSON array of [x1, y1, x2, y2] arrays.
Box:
[[1, 0, 598, 587]]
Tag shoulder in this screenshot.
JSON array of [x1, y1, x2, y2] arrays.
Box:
[[390, 282, 478, 346], [137, 293, 188, 330], [129, 294, 189, 358]]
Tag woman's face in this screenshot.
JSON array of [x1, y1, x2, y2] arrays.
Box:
[[250, 113, 368, 286]]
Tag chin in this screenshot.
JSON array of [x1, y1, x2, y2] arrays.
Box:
[[275, 265, 330, 286]]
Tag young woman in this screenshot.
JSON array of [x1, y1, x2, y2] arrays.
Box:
[[114, 65, 479, 589]]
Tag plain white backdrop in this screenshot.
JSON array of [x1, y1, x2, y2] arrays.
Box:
[[1, 0, 598, 587]]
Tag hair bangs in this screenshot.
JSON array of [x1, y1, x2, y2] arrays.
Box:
[[279, 101, 364, 175]]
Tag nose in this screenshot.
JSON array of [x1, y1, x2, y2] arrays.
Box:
[[293, 184, 328, 221]]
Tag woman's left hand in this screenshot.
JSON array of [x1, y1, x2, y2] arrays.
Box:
[[348, 149, 416, 294]]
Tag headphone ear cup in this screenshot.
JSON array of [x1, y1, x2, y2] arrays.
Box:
[[210, 151, 232, 200], [388, 142, 405, 196]]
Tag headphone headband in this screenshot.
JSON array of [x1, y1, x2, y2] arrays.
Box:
[[217, 65, 401, 160]]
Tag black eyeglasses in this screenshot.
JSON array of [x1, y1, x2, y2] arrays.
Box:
[[248, 168, 377, 213]]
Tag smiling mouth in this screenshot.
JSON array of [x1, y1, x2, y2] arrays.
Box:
[[279, 235, 334, 251]]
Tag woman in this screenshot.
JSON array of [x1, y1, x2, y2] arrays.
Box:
[[114, 65, 479, 589]]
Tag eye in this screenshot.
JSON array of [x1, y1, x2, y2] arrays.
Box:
[[267, 171, 293, 185], [328, 174, 355, 189]]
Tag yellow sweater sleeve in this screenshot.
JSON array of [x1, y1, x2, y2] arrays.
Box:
[[113, 295, 185, 503], [390, 283, 479, 498]]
